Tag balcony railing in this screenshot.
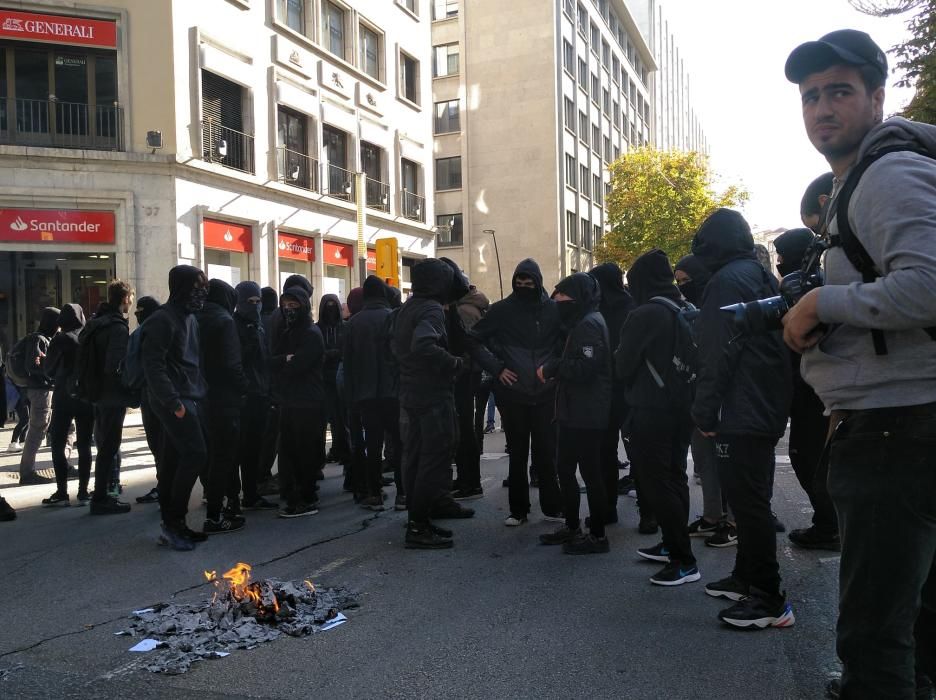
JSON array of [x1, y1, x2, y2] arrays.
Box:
[[323, 163, 355, 202], [277, 147, 319, 192], [366, 177, 390, 213], [401, 190, 425, 223], [201, 119, 255, 174], [0, 98, 123, 150]]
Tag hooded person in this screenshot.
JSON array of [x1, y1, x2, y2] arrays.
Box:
[[471, 258, 564, 525], [673, 255, 712, 308], [613, 249, 701, 584], [130, 295, 164, 505], [281, 274, 313, 299], [134, 296, 161, 325], [689, 208, 793, 621], [347, 287, 365, 317], [41, 303, 93, 506], [773, 227, 817, 279], [536, 272, 612, 554], [260, 286, 278, 341], [141, 265, 210, 550], [317, 293, 350, 467], [271, 286, 326, 519], [256, 285, 280, 489]]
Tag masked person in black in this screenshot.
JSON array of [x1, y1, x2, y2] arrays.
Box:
[[41, 304, 91, 507], [133, 296, 163, 506], [392, 259, 465, 549], [472, 259, 564, 526], [232, 281, 274, 511], [272, 286, 325, 519], [537, 273, 611, 554], [260, 286, 278, 344], [257, 286, 279, 491], [142, 265, 209, 551], [317, 294, 350, 468], [198, 279, 249, 534], [616, 250, 700, 584]]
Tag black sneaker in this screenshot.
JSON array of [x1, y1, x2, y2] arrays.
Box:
[[650, 562, 702, 586], [772, 512, 786, 533], [718, 588, 795, 629], [452, 486, 483, 501], [403, 520, 454, 538], [617, 475, 636, 496], [394, 493, 407, 511], [19, 472, 54, 486], [637, 542, 671, 562], [704, 575, 750, 601], [159, 523, 194, 551], [705, 522, 738, 548], [359, 495, 386, 511], [562, 533, 610, 555], [430, 503, 475, 519], [204, 516, 246, 535], [405, 523, 454, 549], [136, 487, 159, 504], [278, 503, 319, 519], [826, 678, 841, 699], [42, 491, 70, 507], [89, 496, 131, 515], [242, 496, 278, 510], [788, 526, 841, 551], [0, 497, 16, 521], [529, 473, 540, 488], [638, 516, 659, 535], [539, 525, 581, 545], [502, 478, 509, 488], [76, 489, 91, 506], [688, 517, 719, 537], [182, 526, 208, 543]]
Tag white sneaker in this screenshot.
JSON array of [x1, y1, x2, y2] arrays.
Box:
[[6, 441, 23, 453], [504, 515, 527, 527]]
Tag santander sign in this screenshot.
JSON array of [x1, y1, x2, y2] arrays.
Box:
[[0, 209, 115, 244], [0, 10, 117, 49]]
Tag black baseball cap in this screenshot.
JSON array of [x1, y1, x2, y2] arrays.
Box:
[[785, 29, 887, 83]]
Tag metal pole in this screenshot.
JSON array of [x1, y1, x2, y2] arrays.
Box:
[[355, 171, 368, 286], [483, 229, 504, 300]]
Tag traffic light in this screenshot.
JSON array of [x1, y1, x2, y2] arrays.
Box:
[[375, 237, 399, 287]]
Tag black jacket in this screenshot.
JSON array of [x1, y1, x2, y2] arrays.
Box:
[[391, 259, 462, 409], [316, 294, 345, 383], [82, 302, 130, 406], [690, 209, 792, 438], [23, 307, 60, 389], [45, 304, 85, 392], [472, 259, 561, 406], [345, 281, 397, 404], [197, 280, 248, 414], [590, 262, 635, 422], [234, 311, 270, 399], [271, 287, 325, 408], [543, 273, 611, 430]]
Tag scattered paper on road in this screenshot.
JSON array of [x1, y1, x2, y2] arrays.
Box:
[[132, 608, 155, 615], [320, 613, 348, 631], [129, 639, 160, 652]]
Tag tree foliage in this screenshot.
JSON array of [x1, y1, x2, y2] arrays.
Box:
[[596, 148, 748, 271]]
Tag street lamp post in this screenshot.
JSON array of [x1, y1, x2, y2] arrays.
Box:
[[482, 229, 504, 300]]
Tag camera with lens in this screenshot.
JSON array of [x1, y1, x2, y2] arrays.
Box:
[[722, 239, 827, 334]]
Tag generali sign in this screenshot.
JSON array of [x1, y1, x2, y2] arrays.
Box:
[[0, 10, 117, 49], [0, 209, 115, 244]]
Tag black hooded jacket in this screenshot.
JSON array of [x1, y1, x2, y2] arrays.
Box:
[[271, 287, 325, 408], [45, 304, 85, 390], [260, 287, 278, 345], [316, 294, 345, 382], [234, 281, 270, 397], [590, 262, 636, 423], [22, 307, 60, 389], [615, 249, 691, 411], [345, 276, 397, 404], [142, 265, 208, 412], [674, 254, 712, 307], [391, 259, 462, 408], [690, 209, 792, 438], [542, 273, 611, 429], [471, 259, 562, 406], [773, 227, 817, 278], [80, 301, 130, 406], [196, 279, 248, 414]]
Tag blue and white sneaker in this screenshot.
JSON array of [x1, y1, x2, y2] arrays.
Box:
[[650, 562, 701, 586], [637, 542, 670, 563]]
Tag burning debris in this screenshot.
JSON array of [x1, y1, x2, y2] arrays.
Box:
[[121, 562, 357, 674]]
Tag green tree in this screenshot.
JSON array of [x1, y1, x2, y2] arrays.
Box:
[[596, 148, 748, 271]]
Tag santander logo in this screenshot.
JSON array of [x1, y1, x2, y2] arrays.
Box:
[[10, 216, 27, 232]]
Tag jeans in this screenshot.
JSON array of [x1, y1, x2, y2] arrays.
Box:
[[829, 404, 936, 700], [454, 372, 482, 491], [19, 387, 52, 477], [92, 405, 126, 500], [692, 431, 731, 524], [715, 435, 781, 596], [557, 426, 606, 538], [205, 406, 240, 520], [498, 399, 563, 518], [789, 401, 837, 534], [49, 391, 92, 494], [279, 405, 324, 508], [156, 398, 208, 527], [358, 398, 400, 498], [401, 400, 457, 524], [630, 408, 695, 565]]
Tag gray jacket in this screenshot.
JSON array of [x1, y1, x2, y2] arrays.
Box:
[[803, 117, 936, 411]]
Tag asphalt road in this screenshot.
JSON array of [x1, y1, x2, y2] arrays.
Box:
[[0, 421, 839, 699]]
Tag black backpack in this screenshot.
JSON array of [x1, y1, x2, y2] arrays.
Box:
[[5, 335, 34, 388], [71, 322, 106, 401], [644, 296, 700, 404]]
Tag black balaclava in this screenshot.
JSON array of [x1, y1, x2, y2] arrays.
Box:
[[553, 272, 601, 328], [134, 296, 161, 325], [589, 261, 634, 314], [281, 287, 311, 329], [363, 275, 389, 303], [690, 208, 755, 274], [440, 257, 471, 304], [37, 306, 61, 337], [318, 294, 342, 326], [511, 258, 544, 304], [261, 287, 278, 315], [347, 287, 364, 316], [235, 281, 262, 323], [168, 265, 208, 314], [674, 254, 712, 306], [282, 274, 313, 299], [207, 278, 237, 314], [773, 228, 818, 278], [627, 249, 680, 306], [58, 303, 86, 334]]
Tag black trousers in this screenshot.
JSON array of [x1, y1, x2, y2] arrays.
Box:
[[829, 405, 936, 700], [454, 371, 482, 491], [598, 418, 624, 517], [474, 380, 492, 453], [156, 398, 208, 527], [92, 405, 126, 500], [11, 393, 29, 443], [789, 401, 837, 534], [629, 408, 695, 566], [498, 399, 562, 518], [715, 435, 781, 596], [358, 398, 400, 498], [323, 380, 350, 461], [236, 394, 267, 502], [557, 425, 606, 538], [401, 400, 456, 524], [348, 406, 367, 496], [205, 405, 240, 520], [50, 391, 92, 494], [140, 391, 163, 476], [279, 405, 324, 508], [258, 402, 279, 484]]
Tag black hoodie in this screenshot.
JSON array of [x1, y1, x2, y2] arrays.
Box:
[[316, 294, 345, 381], [391, 259, 462, 408], [690, 210, 792, 438], [45, 303, 85, 389], [773, 227, 817, 278], [234, 281, 270, 397], [345, 276, 397, 403], [22, 306, 60, 389], [674, 254, 711, 307], [197, 279, 248, 414], [471, 258, 562, 406], [271, 286, 325, 408], [542, 272, 611, 429], [80, 300, 130, 406]]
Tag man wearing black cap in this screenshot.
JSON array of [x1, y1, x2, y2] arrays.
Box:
[[783, 29, 936, 699]]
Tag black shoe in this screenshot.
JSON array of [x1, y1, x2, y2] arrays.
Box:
[[257, 480, 279, 496], [136, 487, 159, 504], [705, 522, 738, 548], [313, 469, 325, 482], [772, 512, 786, 533], [278, 503, 319, 519], [637, 542, 670, 562], [650, 561, 702, 586], [430, 503, 475, 519], [617, 475, 636, 496], [688, 517, 719, 537], [529, 473, 539, 488], [638, 516, 659, 535], [204, 516, 246, 535], [394, 493, 407, 511], [19, 472, 54, 486], [359, 495, 386, 511], [405, 523, 454, 549], [562, 533, 610, 555], [539, 525, 581, 545], [452, 486, 483, 501], [42, 491, 70, 507], [242, 496, 278, 510], [0, 497, 15, 521], [826, 678, 841, 699], [704, 575, 750, 601], [76, 489, 90, 506], [718, 588, 795, 629], [182, 526, 208, 543], [89, 495, 131, 515], [401, 520, 453, 538], [502, 478, 509, 488], [789, 526, 841, 551], [159, 523, 194, 551]]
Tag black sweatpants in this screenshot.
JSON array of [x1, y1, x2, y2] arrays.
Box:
[[236, 394, 267, 503], [557, 425, 606, 538], [358, 398, 400, 498], [498, 399, 563, 519], [599, 418, 624, 518], [140, 391, 163, 475], [454, 371, 482, 491], [279, 405, 324, 508], [156, 398, 208, 527], [401, 400, 456, 524], [323, 380, 350, 461], [92, 405, 126, 501], [205, 406, 240, 520], [789, 400, 836, 534], [258, 402, 279, 484], [50, 391, 92, 494]]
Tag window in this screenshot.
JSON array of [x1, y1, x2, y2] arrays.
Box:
[[613, 100, 620, 126], [592, 124, 600, 151], [564, 0, 574, 18], [565, 153, 576, 189], [279, 0, 304, 34], [400, 52, 419, 104], [434, 99, 460, 133], [603, 135, 611, 162], [590, 224, 600, 251], [593, 174, 602, 204], [581, 218, 590, 248], [629, 79, 636, 105], [277, 106, 310, 187], [432, 0, 458, 20], [564, 97, 575, 132], [590, 23, 600, 53], [401, 157, 419, 193], [437, 213, 463, 247], [563, 40, 574, 75], [612, 55, 620, 83], [577, 57, 587, 87], [580, 164, 589, 198], [566, 211, 577, 244], [323, 124, 351, 198], [435, 156, 462, 190], [577, 3, 587, 35], [613, 145, 620, 160], [609, 11, 617, 35], [360, 25, 381, 80], [602, 40, 610, 68], [579, 111, 588, 144], [603, 88, 610, 113], [433, 43, 459, 77], [323, 2, 346, 60], [401, 0, 418, 13], [591, 74, 599, 102], [202, 70, 253, 173]]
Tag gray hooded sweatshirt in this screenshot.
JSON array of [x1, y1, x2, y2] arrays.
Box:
[[803, 117, 936, 411]]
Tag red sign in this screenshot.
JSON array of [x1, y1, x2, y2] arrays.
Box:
[[0, 208, 115, 244], [0, 10, 117, 49], [204, 218, 252, 253], [367, 249, 377, 271], [323, 241, 353, 267], [278, 232, 315, 262]]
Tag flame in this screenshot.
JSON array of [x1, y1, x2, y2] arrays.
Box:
[[205, 562, 279, 615], [304, 580, 316, 594]]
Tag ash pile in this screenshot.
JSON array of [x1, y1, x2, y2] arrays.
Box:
[[121, 563, 358, 674]]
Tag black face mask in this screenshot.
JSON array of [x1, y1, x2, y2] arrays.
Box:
[[777, 262, 799, 278], [556, 299, 581, 326], [186, 286, 208, 313], [514, 286, 538, 302], [678, 280, 704, 306], [282, 306, 300, 327], [237, 301, 261, 324]]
